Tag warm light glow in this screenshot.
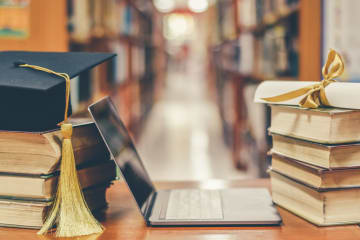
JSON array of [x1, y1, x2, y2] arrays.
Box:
[[188, 0, 209, 13], [154, 0, 175, 13], [164, 14, 194, 41]]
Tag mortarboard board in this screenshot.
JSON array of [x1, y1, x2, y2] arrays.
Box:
[[0, 51, 116, 131]]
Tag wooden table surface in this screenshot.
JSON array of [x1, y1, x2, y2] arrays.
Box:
[[1, 179, 360, 240]]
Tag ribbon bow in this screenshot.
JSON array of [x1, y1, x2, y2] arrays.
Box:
[[262, 49, 345, 108]]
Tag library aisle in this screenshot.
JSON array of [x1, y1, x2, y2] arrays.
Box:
[[136, 55, 249, 181]]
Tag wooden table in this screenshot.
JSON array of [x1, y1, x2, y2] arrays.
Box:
[[1, 179, 360, 240]]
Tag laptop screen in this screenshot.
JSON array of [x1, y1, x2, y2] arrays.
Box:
[[88, 97, 155, 216]]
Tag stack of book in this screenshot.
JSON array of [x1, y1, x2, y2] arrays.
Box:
[[0, 121, 116, 229], [269, 105, 360, 226]]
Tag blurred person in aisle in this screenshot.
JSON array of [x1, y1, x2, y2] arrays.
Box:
[[167, 42, 190, 73], [175, 43, 190, 72]]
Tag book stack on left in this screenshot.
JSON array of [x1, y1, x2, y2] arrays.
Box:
[[0, 121, 116, 229]]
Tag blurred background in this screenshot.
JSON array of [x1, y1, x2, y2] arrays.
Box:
[[0, 0, 358, 180]]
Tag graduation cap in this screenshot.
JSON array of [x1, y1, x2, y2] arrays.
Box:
[[1, 51, 116, 237], [0, 51, 115, 131]]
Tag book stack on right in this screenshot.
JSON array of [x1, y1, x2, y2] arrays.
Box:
[[269, 105, 360, 226]]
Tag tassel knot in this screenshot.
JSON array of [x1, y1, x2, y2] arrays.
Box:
[[61, 124, 73, 139]]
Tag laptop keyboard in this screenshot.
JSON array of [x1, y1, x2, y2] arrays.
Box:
[[165, 189, 223, 220]]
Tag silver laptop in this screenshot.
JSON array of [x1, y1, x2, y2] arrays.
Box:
[[88, 97, 281, 226]]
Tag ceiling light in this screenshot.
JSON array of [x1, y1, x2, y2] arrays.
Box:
[[154, 0, 175, 13], [188, 0, 209, 13]]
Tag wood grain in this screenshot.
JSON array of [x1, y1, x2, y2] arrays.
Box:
[[1, 179, 360, 240]]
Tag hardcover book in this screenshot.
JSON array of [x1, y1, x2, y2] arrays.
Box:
[[271, 170, 360, 226], [0, 121, 109, 175], [0, 185, 110, 229], [271, 153, 360, 190], [0, 161, 116, 200], [269, 105, 360, 144], [271, 134, 360, 168]]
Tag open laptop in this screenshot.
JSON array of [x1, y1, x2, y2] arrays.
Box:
[[88, 97, 281, 226]]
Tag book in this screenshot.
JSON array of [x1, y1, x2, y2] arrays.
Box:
[[0, 184, 110, 229], [270, 170, 360, 226], [217, 0, 236, 40], [269, 105, 360, 144], [238, 33, 254, 75], [272, 134, 360, 168], [0, 161, 116, 200], [271, 153, 360, 189], [0, 121, 109, 175], [237, 0, 256, 27], [69, 0, 91, 42]]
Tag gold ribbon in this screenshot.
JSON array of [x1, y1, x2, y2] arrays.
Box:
[[262, 49, 345, 108]]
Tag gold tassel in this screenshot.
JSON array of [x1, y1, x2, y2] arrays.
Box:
[[15, 62, 104, 237], [38, 124, 104, 237]]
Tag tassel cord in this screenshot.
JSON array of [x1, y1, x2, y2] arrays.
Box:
[[15, 62, 104, 237]]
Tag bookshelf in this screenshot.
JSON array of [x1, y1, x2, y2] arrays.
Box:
[[210, 0, 323, 175], [68, 0, 167, 138], [0, 0, 166, 139]]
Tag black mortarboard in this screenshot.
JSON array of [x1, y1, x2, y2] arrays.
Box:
[[0, 51, 116, 131]]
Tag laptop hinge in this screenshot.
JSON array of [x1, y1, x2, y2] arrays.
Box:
[[144, 191, 157, 220]]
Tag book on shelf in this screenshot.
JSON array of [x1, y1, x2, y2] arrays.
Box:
[[220, 42, 240, 73], [69, 0, 149, 41], [270, 170, 360, 226], [110, 41, 129, 84], [234, 0, 299, 79], [0, 184, 110, 229], [70, 76, 80, 112], [271, 153, 360, 190], [0, 121, 109, 175], [130, 81, 141, 126], [253, 37, 263, 78], [238, 33, 254, 75], [132, 45, 146, 77], [271, 133, 360, 169], [237, 0, 256, 28], [217, 0, 236, 40], [260, 23, 298, 78], [269, 105, 360, 144], [68, 0, 91, 42], [0, 161, 116, 200], [254, 0, 299, 25]]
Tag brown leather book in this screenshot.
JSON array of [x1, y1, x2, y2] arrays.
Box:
[[271, 133, 360, 168], [271, 153, 360, 190], [269, 105, 360, 144], [0, 161, 116, 200], [271, 170, 360, 226], [0, 184, 110, 229], [0, 120, 109, 175]]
